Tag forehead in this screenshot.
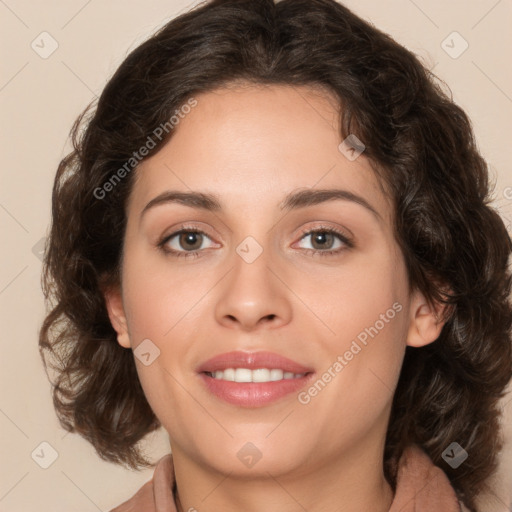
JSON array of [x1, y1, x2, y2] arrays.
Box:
[[128, 83, 391, 223]]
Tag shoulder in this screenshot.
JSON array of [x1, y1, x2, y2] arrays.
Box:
[[109, 479, 156, 512]]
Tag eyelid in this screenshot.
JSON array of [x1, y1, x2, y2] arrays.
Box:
[[158, 222, 215, 243], [295, 222, 354, 242]]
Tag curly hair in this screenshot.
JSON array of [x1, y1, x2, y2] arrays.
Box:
[[39, 0, 512, 510]]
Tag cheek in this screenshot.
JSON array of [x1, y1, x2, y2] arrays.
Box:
[[303, 249, 409, 418], [308, 248, 408, 347], [121, 247, 205, 341]]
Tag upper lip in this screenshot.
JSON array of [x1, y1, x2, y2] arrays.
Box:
[[196, 351, 314, 374]]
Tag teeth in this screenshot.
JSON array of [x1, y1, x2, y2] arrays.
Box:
[[208, 368, 306, 382]]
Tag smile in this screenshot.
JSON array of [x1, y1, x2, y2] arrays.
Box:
[[205, 368, 307, 382]]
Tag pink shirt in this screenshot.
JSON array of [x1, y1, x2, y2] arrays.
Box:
[[110, 444, 466, 511]]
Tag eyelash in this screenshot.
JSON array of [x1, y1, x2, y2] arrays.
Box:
[[157, 224, 354, 259]]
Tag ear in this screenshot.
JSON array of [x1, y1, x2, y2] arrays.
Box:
[[103, 284, 131, 349], [406, 289, 448, 348]]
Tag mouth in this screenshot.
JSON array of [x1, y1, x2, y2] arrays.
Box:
[[196, 351, 315, 407]]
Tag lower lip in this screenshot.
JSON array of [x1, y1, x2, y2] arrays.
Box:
[[199, 372, 314, 407]]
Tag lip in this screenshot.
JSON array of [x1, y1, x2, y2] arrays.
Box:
[[196, 350, 314, 374], [196, 351, 315, 408]]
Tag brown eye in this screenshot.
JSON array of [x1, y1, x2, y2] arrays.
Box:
[[158, 228, 215, 259], [296, 227, 353, 257], [178, 232, 204, 251], [309, 231, 337, 250]]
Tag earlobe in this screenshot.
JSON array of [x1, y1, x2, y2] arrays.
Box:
[[406, 290, 447, 348], [103, 285, 131, 349]]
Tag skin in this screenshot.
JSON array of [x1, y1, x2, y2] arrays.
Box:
[[105, 83, 446, 512]]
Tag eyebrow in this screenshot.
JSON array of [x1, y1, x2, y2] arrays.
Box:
[[140, 188, 381, 220]]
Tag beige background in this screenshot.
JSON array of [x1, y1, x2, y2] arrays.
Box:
[[1, 0, 511, 510]]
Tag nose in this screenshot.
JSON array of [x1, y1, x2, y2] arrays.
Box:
[[214, 248, 292, 331]]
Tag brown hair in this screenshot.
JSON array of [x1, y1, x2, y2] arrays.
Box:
[[39, 1, 512, 510]]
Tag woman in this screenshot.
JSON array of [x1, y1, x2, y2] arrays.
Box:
[[39, 0, 512, 511]]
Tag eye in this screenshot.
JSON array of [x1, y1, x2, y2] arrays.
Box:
[[157, 226, 216, 259], [156, 224, 353, 260], [295, 226, 353, 256]]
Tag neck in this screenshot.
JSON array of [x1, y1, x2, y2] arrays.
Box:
[[171, 442, 394, 512]]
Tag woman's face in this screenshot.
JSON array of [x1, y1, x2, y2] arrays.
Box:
[[106, 83, 441, 476]]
